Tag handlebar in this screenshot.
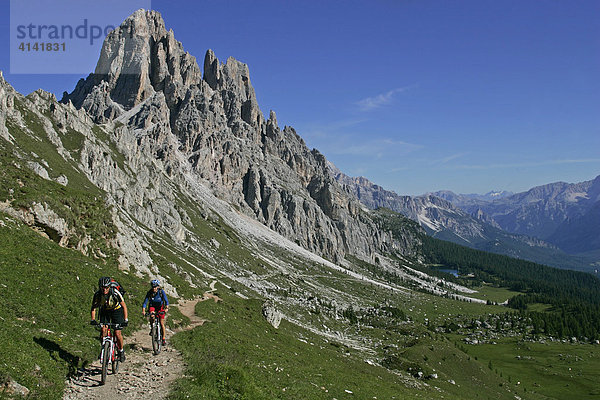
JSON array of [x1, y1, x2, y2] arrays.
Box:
[[145, 311, 166, 316], [91, 321, 126, 329]]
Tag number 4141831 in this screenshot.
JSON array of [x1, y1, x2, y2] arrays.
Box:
[[18, 42, 66, 51]]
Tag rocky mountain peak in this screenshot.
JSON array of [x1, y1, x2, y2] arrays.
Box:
[[0, 71, 10, 105], [62, 9, 264, 130], [54, 9, 399, 263], [0, 70, 17, 101], [61, 9, 202, 122], [266, 110, 279, 137]]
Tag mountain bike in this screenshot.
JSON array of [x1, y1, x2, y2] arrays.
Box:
[[93, 322, 121, 385], [146, 311, 166, 355]]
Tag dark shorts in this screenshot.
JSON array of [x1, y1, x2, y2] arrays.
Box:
[[99, 307, 125, 330], [149, 304, 166, 320]]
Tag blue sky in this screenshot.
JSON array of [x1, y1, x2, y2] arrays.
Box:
[[1, 0, 599, 195]]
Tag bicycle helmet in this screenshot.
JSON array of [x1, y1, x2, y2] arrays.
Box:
[[99, 276, 111, 288], [151, 279, 160, 288]]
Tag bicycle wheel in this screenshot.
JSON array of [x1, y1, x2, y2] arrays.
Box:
[[151, 323, 161, 355], [157, 322, 163, 352], [112, 343, 120, 375], [101, 341, 110, 385]]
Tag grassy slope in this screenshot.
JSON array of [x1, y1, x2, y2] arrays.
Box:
[[170, 286, 521, 400], [0, 214, 148, 399], [0, 101, 178, 397], [2, 212, 594, 400], [465, 338, 600, 399]]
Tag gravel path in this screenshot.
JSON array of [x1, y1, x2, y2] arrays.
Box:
[[63, 283, 218, 400]]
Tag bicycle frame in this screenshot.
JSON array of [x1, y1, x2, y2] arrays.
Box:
[[99, 326, 116, 365], [146, 311, 166, 355], [147, 311, 166, 330], [96, 322, 120, 384]]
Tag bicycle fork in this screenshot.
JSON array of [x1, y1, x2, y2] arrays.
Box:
[[100, 336, 114, 364], [150, 317, 162, 341]]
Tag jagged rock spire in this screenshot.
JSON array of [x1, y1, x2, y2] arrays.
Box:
[[202, 50, 262, 127], [63, 9, 263, 128], [62, 9, 202, 121], [203, 49, 221, 90]]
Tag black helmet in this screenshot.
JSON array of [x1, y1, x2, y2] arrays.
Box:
[[99, 277, 111, 288]]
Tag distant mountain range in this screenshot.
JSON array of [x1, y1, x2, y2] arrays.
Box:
[[331, 164, 598, 271], [433, 175, 600, 257], [431, 190, 513, 205]]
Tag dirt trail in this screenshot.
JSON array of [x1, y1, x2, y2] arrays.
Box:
[[63, 282, 219, 399]]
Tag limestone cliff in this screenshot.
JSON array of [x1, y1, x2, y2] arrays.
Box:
[[60, 10, 421, 262]]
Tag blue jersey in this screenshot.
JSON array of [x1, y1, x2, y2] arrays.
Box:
[[142, 288, 169, 308]]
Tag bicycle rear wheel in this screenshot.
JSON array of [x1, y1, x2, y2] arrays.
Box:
[[112, 344, 120, 374], [101, 342, 110, 385]]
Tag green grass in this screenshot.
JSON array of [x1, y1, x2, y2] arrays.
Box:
[[0, 214, 149, 398], [465, 338, 600, 399], [170, 286, 432, 399], [8, 98, 99, 193], [0, 142, 117, 258], [170, 285, 525, 400], [467, 284, 520, 304], [60, 127, 85, 154]]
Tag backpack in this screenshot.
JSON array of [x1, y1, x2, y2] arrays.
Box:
[[146, 288, 167, 305], [93, 286, 123, 310], [110, 279, 126, 295]]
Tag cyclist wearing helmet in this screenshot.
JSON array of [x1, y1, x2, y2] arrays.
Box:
[[91, 276, 129, 361], [142, 279, 169, 345]]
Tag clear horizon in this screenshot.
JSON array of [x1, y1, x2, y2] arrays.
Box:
[[1, 0, 598, 196]]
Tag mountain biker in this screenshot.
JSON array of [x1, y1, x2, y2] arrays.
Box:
[[142, 279, 169, 345], [91, 277, 129, 362]]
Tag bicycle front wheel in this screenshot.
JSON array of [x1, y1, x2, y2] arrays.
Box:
[[152, 322, 161, 355], [101, 341, 110, 385]]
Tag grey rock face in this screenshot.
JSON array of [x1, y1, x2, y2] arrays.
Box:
[[3, 379, 30, 397], [203, 49, 221, 90], [27, 161, 50, 180], [62, 9, 202, 123], [262, 300, 284, 329], [0, 200, 74, 247], [59, 10, 421, 263], [0, 71, 16, 143], [483, 178, 600, 240], [331, 167, 486, 238]]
